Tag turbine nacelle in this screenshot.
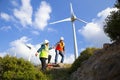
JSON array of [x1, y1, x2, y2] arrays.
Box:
[[71, 15, 77, 22]]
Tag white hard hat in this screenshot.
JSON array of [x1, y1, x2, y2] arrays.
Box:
[[44, 40, 49, 44], [60, 37, 64, 40]]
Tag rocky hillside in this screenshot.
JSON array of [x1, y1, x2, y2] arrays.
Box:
[[71, 42, 120, 80]]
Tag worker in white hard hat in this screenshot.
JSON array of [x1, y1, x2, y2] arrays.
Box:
[[54, 37, 65, 64], [35, 40, 51, 71]]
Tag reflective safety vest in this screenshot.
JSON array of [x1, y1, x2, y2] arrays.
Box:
[[39, 45, 49, 58], [56, 42, 65, 51]]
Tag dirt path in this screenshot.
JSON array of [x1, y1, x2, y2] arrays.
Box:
[[46, 63, 71, 80]]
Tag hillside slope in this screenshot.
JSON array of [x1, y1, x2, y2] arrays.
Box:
[[71, 42, 120, 80]]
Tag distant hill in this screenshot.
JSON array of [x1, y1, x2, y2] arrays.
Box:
[[71, 41, 120, 80]]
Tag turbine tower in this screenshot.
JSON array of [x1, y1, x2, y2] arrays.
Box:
[[50, 3, 87, 60]]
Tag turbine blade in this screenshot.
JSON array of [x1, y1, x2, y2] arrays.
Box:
[[70, 3, 75, 16], [25, 44, 31, 50], [76, 18, 88, 24], [49, 18, 71, 24]]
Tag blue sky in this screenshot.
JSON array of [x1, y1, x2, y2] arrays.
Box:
[[0, 0, 117, 64]]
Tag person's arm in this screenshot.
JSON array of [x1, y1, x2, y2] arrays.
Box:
[[35, 44, 44, 56], [49, 47, 53, 50], [63, 42, 65, 53], [53, 42, 58, 49], [37, 46, 43, 53], [63, 46, 65, 51]]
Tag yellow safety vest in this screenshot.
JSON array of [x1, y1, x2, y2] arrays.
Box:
[[39, 45, 49, 58]]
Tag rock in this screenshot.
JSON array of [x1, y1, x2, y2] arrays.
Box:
[[103, 43, 111, 50], [47, 63, 65, 70], [58, 63, 64, 68], [70, 42, 120, 80]]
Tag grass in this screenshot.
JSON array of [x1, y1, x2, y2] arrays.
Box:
[[45, 68, 70, 80], [39, 64, 72, 80]]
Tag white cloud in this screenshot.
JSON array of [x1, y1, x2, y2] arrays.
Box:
[[12, 1, 52, 31], [0, 26, 12, 31], [49, 49, 74, 64], [7, 36, 41, 64], [79, 48, 85, 52], [48, 49, 56, 63], [0, 13, 10, 21], [78, 7, 118, 47], [9, 36, 31, 58], [13, 0, 33, 27], [0, 36, 74, 64], [64, 54, 74, 63], [31, 30, 40, 35], [97, 8, 118, 19], [34, 1, 52, 30], [0, 36, 43, 64], [0, 52, 7, 57], [47, 28, 57, 32], [11, 0, 18, 7]]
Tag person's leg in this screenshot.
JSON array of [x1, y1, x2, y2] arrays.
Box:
[[43, 58, 47, 71], [40, 58, 44, 71], [55, 50, 59, 64], [40, 58, 47, 71], [59, 51, 64, 63], [48, 55, 51, 63]]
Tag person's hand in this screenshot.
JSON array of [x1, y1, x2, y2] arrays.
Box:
[[63, 51, 65, 54], [35, 52, 38, 56], [52, 46, 55, 49], [61, 51, 65, 54]]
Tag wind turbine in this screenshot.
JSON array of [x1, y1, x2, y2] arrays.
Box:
[[25, 44, 32, 61], [50, 3, 87, 60]]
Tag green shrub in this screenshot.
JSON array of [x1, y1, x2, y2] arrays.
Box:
[[0, 57, 3, 78], [69, 47, 99, 73], [0, 55, 47, 80], [104, 0, 120, 42]]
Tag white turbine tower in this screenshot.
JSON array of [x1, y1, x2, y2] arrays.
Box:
[[50, 3, 87, 60]]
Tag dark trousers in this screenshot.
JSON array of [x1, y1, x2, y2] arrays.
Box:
[[55, 50, 64, 64], [40, 58, 47, 71], [48, 55, 51, 63]]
